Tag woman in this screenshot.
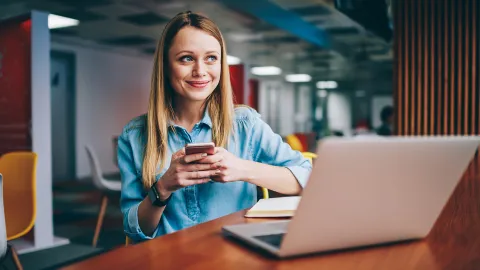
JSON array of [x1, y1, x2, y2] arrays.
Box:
[[118, 11, 312, 242]]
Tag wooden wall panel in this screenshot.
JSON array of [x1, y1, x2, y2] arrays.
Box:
[[394, 0, 479, 136], [0, 18, 32, 156]]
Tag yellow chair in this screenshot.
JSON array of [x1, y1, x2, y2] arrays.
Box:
[[0, 152, 37, 241], [0, 174, 24, 270], [125, 151, 317, 246], [285, 134, 304, 151], [301, 152, 317, 163]]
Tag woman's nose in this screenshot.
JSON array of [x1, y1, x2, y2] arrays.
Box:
[[192, 62, 207, 77]]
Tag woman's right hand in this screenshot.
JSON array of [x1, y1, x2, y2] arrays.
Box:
[[155, 148, 220, 200]]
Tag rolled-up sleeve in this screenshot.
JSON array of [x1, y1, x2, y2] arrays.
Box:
[[118, 132, 160, 241], [249, 113, 312, 187]]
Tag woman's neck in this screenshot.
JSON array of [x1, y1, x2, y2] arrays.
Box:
[[173, 98, 206, 132]]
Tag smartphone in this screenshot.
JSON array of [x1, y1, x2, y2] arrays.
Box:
[[185, 142, 215, 155]]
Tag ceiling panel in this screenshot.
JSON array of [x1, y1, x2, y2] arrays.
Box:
[[119, 11, 169, 26], [326, 27, 360, 35], [49, 0, 113, 8], [99, 35, 157, 46], [290, 5, 332, 16], [89, 4, 146, 18], [56, 9, 108, 22], [0, 0, 392, 80]]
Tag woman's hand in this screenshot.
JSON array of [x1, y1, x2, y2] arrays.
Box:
[[156, 148, 220, 200], [198, 147, 246, 183]]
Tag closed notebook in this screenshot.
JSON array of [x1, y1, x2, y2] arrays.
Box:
[[245, 196, 301, 218]]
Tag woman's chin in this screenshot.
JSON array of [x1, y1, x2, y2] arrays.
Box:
[[183, 88, 214, 101], [184, 92, 212, 102]]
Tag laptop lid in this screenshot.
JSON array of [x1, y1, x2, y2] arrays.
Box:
[[278, 136, 480, 257]]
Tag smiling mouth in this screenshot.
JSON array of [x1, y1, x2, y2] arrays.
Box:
[[186, 80, 210, 88]]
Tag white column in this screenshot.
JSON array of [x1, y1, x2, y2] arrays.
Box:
[[11, 10, 69, 254], [31, 10, 54, 250]]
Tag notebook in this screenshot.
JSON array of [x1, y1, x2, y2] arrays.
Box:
[[244, 196, 301, 218]]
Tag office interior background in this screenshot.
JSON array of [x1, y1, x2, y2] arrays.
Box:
[[0, 0, 478, 269]]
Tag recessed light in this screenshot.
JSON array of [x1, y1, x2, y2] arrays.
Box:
[[285, 74, 312, 83], [316, 81, 338, 89], [48, 14, 79, 29], [251, 66, 282, 76], [227, 55, 241, 65]]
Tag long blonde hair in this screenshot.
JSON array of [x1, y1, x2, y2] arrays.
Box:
[[143, 11, 235, 189]]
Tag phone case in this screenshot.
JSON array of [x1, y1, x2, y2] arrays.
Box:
[[185, 144, 215, 155]]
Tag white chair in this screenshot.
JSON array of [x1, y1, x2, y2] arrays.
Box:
[[85, 146, 121, 248], [0, 174, 23, 269]]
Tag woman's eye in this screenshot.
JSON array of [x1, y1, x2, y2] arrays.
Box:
[[180, 56, 193, 62], [206, 55, 217, 62]]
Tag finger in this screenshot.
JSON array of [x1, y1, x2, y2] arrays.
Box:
[[211, 161, 224, 169], [214, 147, 224, 154], [184, 170, 220, 179], [197, 154, 223, 164], [172, 148, 186, 160], [176, 177, 210, 187], [192, 178, 211, 185], [183, 153, 208, 164], [183, 163, 218, 172], [210, 175, 227, 183]]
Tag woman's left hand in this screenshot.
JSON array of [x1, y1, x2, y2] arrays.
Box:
[[197, 147, 246, 183]]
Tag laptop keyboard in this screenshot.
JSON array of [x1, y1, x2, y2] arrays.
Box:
[[253, 233, 285, 248]]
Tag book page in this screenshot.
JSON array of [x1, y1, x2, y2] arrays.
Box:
[[245, 196, 301, 218]]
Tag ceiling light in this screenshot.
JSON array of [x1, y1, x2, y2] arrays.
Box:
[[48, 14, 79, 29], [227, 55, 241, 65], [251, 66, 282, 76], [228, 33, 263, 42], [285, 74, 311, 83], [316, 81, 338, 89]]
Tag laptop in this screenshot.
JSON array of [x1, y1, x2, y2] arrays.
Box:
[[222, 136, 480, 258]]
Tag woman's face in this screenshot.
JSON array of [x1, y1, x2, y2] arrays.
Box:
[[168, 26, 222, 103]]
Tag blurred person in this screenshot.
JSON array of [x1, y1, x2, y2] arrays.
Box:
[[376, 105, 394, 136], [117, 11, 311, 242]]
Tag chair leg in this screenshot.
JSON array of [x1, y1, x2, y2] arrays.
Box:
[[92, 194, 108, 247], [10, 246, 23, 270]]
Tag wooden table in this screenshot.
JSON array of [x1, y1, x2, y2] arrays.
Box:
[[63, 160, 480, 270]]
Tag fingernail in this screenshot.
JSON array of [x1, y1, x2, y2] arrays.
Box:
[[202, 153, 207, 157], [216, 170, 221, 174]]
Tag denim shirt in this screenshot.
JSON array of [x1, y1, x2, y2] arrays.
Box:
[[117, 107, 312, 242]]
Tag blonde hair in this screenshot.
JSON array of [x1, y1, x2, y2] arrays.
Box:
[[143, 11, 235, 189]]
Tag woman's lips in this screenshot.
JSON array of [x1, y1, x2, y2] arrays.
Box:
[[186, 80, 210, 88]]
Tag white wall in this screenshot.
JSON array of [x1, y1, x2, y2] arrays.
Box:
[[278, 83, 295, 136], [327, 91, 352, 136], [51, 42, 153, 178], [296, 85, 311, 133], [258, 80, 295, 136]]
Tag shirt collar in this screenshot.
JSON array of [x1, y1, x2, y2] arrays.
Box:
[[168, 109, 212, 129], [199, 109, 213, 128]]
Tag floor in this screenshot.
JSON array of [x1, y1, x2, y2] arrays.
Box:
[[18, 177, 124, 270]]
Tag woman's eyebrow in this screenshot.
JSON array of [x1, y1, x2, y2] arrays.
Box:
[[175, 50, 194, 56], [175, 50, 220, 56]]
